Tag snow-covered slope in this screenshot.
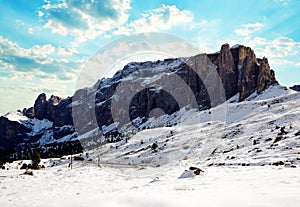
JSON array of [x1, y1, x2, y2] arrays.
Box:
[[1, 163, 300, 207], [86, 85, 300, 172], [4, 84, 299, 169], [3, 112, 77, 146], [1, 85, 300, 207]]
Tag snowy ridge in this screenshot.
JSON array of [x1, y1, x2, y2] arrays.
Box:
[[3, 111, 28, 123], [245, 84, 295, 101]]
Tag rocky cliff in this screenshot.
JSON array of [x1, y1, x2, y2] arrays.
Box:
[[209, 44, 277, 100], [290, 85, 300, 92], [0, 44, 278, 161]]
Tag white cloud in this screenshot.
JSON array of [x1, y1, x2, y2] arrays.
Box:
[[270, 59, 294, 68], [275, 0, 289, 5], [40, 2, 205, 43], [115, 5, 198, 35], [129, 5, 193, 31], [15, 19, 25, 26], [0, 36, 30, 57], [0, 36, 55, 58], [31, 44, 55, 58], [28, 28, 33, 34], [271, 37, 296, 50], [0, 60, 15, 70], [0, 36, 78, 59], [38, 0, 215, 52], [254, 37, 298, 58], [44, 19, 69, 36], [40, 0, 131, 42], [57, 47, 77, 56], [78, 33, 201, 88], [216, 34, 300, 71], [5, 70, 54, 81], [235, 22, 264, 36], [217, 35, 299, 59], [0, 35, 86, 91], [42, 2, 67, 10], [38, 11, 45, 17]]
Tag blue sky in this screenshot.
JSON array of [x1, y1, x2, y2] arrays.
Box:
[[0, 0, 300, 115]]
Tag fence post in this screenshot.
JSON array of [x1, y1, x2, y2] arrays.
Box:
[[98, 155, 100, 168], [70, 154, 72, 169]]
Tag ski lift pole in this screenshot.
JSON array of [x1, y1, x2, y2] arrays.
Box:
[[70, 154, 72, 170], [98, 155, 101, 168]]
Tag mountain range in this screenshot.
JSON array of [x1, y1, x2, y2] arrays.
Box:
[[0, 43, 283, 162]]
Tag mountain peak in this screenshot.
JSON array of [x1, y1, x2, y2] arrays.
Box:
[[208, 43, 277, 100], [290, 85, 300, 91]]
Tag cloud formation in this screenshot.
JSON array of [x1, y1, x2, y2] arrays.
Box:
[[57, 47, 77, 56], [40, 2, 205, 43], [254, 37, 298, 58], [0, 35, 83, 80], [0, 35, 84, 113], [0, 36, 55, 58], [217, 21, 299, 61], [40, 0, 131, 42], [235, 22, 264, 36], [115, 5, 196, 35]]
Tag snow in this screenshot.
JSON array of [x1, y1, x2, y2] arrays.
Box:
[[245, 85, 294, 101], [102, 123, 118, 134], [3, 111, 28, 123], [27, 118, 53, 135], [53, 132, 77, 143], [1, 85, 300, 206], [149, 86, 163, 93], [225, 93, 239, 103], [3, 111, 53, 136], [1, 164, 300, 207], [178, 169, 197, 178]]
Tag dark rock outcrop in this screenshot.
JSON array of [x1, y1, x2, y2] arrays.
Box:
[[215, 44, 237, 99], [290, 85, 300, 91], [209, 44, 277, 101], [22, 107, 34, 119], [189, 166, 204, 175], [44, 95, 62, 122], [33, 93, 72, 127], [0, 116, 30, 149], [34, 93, 47, 120], [239, 48, 260, 100], [257, 57, 277, 94]]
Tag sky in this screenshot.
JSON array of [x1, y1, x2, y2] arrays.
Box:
[[0, 0, 300, 115]]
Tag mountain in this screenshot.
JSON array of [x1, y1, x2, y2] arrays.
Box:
[[1, 83, 300, 207], [0, 44, 278, 162], [290, 85, 300, 91], [81, 84, 300, 169]]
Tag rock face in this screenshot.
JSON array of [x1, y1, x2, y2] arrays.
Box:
[[290, 85, 300, 91], [215, 44, 237, 99], [33, 93, 47, 120], [29, 44, 277, 130], [209, 44, 277, 100], [0, 117, 30, 150], [33, 93, 72, 127], [0, 44, 278, 161]]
